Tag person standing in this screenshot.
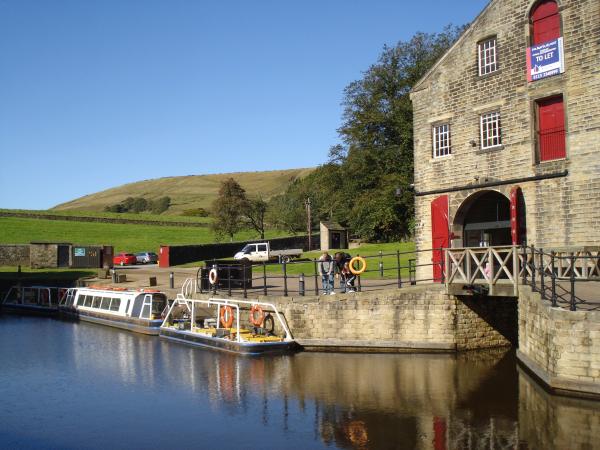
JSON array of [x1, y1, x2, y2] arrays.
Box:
[[334, 252, 356, 293], [318, 251, 335, 295]]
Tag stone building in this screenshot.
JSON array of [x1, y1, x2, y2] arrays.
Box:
[[409, 0, 600, 279]]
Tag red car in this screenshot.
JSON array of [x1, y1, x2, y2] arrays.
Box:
[[113, 253, 137, 266]]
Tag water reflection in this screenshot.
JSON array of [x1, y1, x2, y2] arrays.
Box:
[[0, 316, 598, 450]]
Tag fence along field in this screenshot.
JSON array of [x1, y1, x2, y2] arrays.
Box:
[[0, 216, 288, 254]]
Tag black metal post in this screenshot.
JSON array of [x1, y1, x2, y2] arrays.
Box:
[[409, 259, 416, 285], [243, 265, 247, 299], [357, 276, 362, 292], [227, 266, 232, 297], [379, 251, 384, 277], [283, 261, 288, 297], [263, 262, 268, 296], [539, 250, 546, 300], [521, 246, 527, 285], [313, 260, 319, 296], [299, 273, 305, 296], [570, 255, 576, 311], [550, 251, 557, 307], [530, 245, 537, 292], [169, 272, 174, 289], [396, 250, 402, 288]]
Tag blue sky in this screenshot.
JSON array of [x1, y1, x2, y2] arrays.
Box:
[[0, 0, 489, 209]]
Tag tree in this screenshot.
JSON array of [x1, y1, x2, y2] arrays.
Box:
[[271, 26, 464, 241], [150, 196, 171, 214], [245, 196, 268, 239], [210, 178, 249, 241]]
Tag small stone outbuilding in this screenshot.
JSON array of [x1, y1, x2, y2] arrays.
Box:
[[320, 222, 349, 251]]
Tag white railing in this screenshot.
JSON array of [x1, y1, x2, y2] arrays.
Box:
[[445, 246, 519, 296]]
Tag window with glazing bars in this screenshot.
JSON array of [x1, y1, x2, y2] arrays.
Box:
[[478, 38, 498, 75], [480, 112, 502, 149], [432, 124, 451, 158]]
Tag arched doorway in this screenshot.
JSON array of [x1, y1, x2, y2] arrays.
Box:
[[454, 191, 512, 247]]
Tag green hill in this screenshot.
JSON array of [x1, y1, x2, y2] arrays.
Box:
[[52, 168, 314, 215]]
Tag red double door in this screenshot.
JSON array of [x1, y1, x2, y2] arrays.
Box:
[[538, 96, 566, 161]]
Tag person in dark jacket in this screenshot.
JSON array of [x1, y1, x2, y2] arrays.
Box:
[[334, 252, 356, 293], [318, 251, 335, 295]]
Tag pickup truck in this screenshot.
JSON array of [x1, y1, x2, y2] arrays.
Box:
[[233, 242, 303, 263]]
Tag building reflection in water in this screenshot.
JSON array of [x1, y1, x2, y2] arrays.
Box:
[[65, 321, 599, 450]]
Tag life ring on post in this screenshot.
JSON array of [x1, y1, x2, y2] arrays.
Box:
[[349, 256, 367, 275], [249, 304, 265, 327], [220, 305, 234, 328], [208, 268, 219, 285]]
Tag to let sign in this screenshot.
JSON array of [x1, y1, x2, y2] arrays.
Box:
[[526, 37, 565, 82]]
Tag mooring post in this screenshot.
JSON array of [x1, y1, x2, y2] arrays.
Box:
[[169, 272, 174, 289], [299, 273, 305, 296]]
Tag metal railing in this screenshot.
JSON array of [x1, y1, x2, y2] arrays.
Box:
[[193, 248, 444, 298], [520, 245, 600, 311]]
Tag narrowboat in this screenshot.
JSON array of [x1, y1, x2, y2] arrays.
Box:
[[1, 286, 64, 316], [59, 286, 167, 335], [160, 295, 298, 355]]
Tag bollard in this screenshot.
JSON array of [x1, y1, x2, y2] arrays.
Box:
[[111, 269, 117, 283], [299, 273, 305, 296], [169, 272, 174, 289], [379, 251, 384, 278]]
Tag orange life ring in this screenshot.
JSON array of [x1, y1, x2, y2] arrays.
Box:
[[220, 305, 234, 328], [249, 304, 265, 327], [349, 256, 367, 275], [208, 268, 219, 285]]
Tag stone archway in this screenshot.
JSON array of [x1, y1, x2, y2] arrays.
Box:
[[453, 190, 512, 247]]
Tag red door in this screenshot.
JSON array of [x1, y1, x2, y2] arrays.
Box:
[[531, 0, 560, 45], [538, 96, 565, 161], [431, 195, 449, 283]]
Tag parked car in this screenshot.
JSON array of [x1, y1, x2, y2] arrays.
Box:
[[113, 253, 137, 266], [233, 242, 302, 263], [135, 252, 158, 264]]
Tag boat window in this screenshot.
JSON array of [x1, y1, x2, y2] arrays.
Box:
[[110, 298, 121, 311], [83, 295, 92, 307], [92, 296, 102, 308], [4, 288, 21, 304], [152, 295, 166, 316], [100, 297, 111, 310], [23, 289, 37, 304]]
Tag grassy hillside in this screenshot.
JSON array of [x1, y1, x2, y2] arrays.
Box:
[[0, 216, 288, 253], [52, 168, 314, 214]]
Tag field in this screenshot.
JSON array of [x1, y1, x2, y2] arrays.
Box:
[[0, 216, 288, 253], [52, 168, 314, 214], [0, 208, 211, 224]]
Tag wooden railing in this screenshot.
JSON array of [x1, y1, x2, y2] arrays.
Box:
[[445, 246, 520, 296]]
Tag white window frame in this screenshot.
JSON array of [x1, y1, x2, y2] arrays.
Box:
[[480, 111, 502, 149], [432, 123, 451, 158], [478, 37, 498, 76]]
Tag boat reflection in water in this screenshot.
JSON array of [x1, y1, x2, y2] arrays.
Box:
[[1, 316, 598, 450]]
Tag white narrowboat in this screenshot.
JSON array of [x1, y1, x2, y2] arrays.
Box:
[[1, 286, 64, 315], [160, 293, 298, 355], [59, 286, 167, 335]]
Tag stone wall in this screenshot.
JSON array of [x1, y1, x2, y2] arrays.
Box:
[[29, 243, 59, 269], [0, 245, 30, 266], [244, 286, 516, 352], [410, 0, 600, 279], [517, 284, 600, 398]]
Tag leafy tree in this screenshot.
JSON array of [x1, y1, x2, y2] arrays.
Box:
[[131, 197, 148, 213], [150, 196, 171, 214], [210, 178, 249, 241], [245, 196, 268, 239], [271, 26, 463, 241]]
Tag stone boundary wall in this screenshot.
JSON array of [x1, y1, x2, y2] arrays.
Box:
[[208, 286, 516, 352], [0, 245, 30, 266], [517, 284, 600, 399], [163, 234, 319, 266], [0, 211, 209, 228]]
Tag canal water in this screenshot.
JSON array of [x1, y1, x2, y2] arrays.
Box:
[[0, 316, 598, 450]]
